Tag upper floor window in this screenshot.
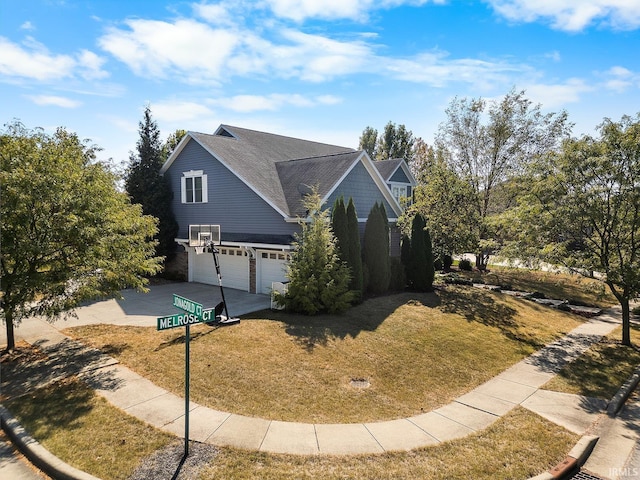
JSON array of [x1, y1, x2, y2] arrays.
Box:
[[181, 170, 208, 203], [391, 184, 407, 203]]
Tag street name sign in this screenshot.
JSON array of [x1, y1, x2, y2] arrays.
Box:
[[173, 294, 203, 318], [157, 308, 216, 331]]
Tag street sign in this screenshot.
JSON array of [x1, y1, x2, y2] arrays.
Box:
[[157, 308, 216, 331], [173, 294, 203, 319]]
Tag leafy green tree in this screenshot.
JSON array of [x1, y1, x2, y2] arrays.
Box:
[[161, 128, 187, 162], [403, 142, 478, 261], [363, 203, 391, 294], [346, 198, 363, 299], [377, 121, 416, 163], [278, 191, 353, 314], [125, 106, 178, 259], [359, 126, 378, 159], [0, 122, 162, 351], [505, 114, 640, 346], [435, 89, 572, 269]]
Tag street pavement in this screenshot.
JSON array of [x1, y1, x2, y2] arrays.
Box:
[[0, 430, 49, 479]]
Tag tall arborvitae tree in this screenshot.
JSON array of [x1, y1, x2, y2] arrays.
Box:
[[331, 196, 349, 260], [424, 227, 435, 291], [346, 198, 363, 300], [125, 106, 178, 260], [363, 203, 391, 294], [407, 214, 428, 290]]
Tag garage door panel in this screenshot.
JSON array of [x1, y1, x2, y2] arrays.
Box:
[[192, 248, 249, 291], [258, 251, 290, 294]]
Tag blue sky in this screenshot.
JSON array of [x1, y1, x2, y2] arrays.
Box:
[[1, 0, 639, 165]]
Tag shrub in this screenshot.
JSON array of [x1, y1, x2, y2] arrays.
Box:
[[458, 258, 473, 271], [442, 254, 453, 270]]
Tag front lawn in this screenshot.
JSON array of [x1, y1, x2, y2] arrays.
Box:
[[64, 287, 582, 423]]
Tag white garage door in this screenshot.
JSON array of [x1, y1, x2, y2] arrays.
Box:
[[257, 251, 290, 294], [191, 247, 250, 291]]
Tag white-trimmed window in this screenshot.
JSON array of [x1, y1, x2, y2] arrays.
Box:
[[391, 183, 407, 203], [181, 170, 208, 204]]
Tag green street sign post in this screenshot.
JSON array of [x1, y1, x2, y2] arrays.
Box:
[[157, 294, 208, 458]]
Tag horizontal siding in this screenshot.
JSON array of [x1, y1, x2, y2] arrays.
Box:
[[326, 161, 396, 219], [165, 139, 298, 240]]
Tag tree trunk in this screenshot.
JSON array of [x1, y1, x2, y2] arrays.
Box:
[[621, 297, 631, 347], [5, 309, 15, 352]]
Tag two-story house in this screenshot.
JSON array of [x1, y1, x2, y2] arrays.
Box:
[[160, 125, 416, 294]]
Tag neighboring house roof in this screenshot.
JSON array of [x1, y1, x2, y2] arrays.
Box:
[[161, 124, 405, 218]]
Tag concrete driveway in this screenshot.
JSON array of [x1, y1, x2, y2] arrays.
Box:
[[1, 282, 271, 345]]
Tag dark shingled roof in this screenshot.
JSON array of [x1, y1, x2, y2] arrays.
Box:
[[188, 125, 359, 217], [373, 158, 404, 182]]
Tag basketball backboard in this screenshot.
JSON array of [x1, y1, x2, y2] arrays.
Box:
[[189, 224, 221, 247]]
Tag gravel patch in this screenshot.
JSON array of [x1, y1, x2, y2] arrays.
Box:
[[127, 440, 218, 480]]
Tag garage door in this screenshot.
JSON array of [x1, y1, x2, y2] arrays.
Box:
[[191, 247, 250, 291], [257, 251, 290, 294]]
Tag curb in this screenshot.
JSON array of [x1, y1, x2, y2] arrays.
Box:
[[606, 364, 640, 416], [528, 435, 599, 480], [0, 403, 102, 480]]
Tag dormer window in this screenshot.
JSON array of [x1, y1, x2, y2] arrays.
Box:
[[181, 170, 208, 203]]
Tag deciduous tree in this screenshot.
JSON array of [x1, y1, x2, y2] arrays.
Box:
[[436, 89, 571, 269], [505, 114, 640, 346], [0, 122, 162, 351]]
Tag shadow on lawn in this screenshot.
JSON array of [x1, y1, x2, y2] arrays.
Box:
[[439, 287, 546, 350], [275, 292, 441, 352]]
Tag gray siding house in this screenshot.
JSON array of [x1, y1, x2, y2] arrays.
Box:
[[160, 125, 416, 294]]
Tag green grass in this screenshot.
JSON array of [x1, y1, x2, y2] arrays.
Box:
[[2, 377, 173, 480], [461, 266, 617, 308], [64, 287, 582, 423], [542, 324, 640, 398]]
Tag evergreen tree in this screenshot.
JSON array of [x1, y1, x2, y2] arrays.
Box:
[[363, 203, 390, 294], [331, 196, 349, 260], [346, 198, 364, 299], [278, 191, 353, 314], [424, 227, 435, 291], [125, 106, 178, 260], [401, 234, 412, 268]]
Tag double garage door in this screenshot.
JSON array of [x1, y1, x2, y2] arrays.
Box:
[[191, 247, 290, 294], [191, 247, 250, 291]]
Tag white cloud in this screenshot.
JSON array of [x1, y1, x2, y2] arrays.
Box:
[[263, 0, 439, 22], [601, 65, 640, 92], [524, 78, 593, 108], [211, 93, 343, 112], [0, 36, 108, 83], [0, 36, 75, 81], [27, 95, 82, 108], [486, 0, 640, 31], [98, 19, 239, 83], [383, 51, 530, 89], [20, 21, 35, 31]]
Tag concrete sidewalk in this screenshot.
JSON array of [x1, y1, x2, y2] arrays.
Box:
[[1, 284, 623, 456]]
